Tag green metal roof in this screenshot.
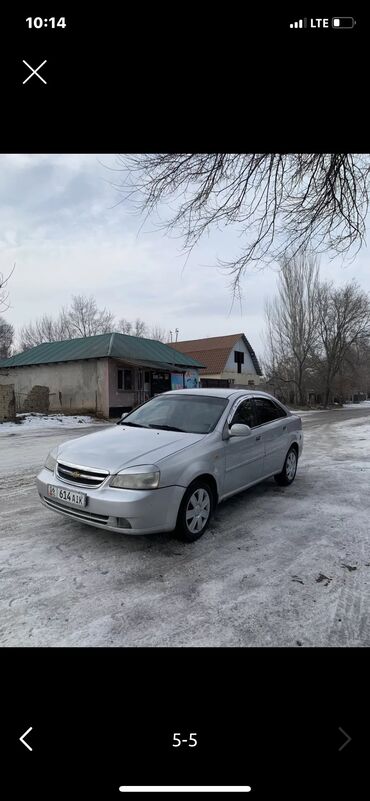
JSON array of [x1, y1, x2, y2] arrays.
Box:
[[0, 332, 205, 370]]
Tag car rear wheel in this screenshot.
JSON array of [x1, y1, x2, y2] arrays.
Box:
[[175, 480, 214, 542], [274, 446, 298, 486]]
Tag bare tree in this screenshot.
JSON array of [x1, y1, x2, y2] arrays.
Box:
[[0, 316, 14, 359], [19, 314, 66, 350], [65, 295, 115, 338], [117, 317, 148, 337], [117, 318, 169, 341], [316, 281, 370, 407], [19, 295, 115, 349], [0, 264, 15, 313], [117, 318, 133, 336], [331, 341, 370, 402], [149, 325, 170, 342], [263, 252, 320, 405], [117, 154, 370, 292]]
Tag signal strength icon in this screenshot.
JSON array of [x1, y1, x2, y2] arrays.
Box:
[[290, 18, 307, 28]]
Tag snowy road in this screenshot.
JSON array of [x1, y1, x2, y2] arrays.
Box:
[[1, 409, 369, 647]]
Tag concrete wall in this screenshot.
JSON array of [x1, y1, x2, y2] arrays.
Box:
[[0, 383, 16, 422], [96, 359, 109, 417], [23, 385, 49, 414], [224, 337, 257, 374], [0, 359, 110, 417]]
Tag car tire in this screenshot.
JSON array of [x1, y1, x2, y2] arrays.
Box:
[[274, 446, 298, 486], [175, 480, 214, 542]]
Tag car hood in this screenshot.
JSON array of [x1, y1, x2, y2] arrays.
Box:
[[56, 425, 205, 473]]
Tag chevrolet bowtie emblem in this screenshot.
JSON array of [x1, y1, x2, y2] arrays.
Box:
[[72, 471, 81, 479]]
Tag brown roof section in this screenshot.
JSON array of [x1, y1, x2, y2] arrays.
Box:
[[168, 334, 262, 376]]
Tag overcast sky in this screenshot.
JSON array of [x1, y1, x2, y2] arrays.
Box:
[[1, 153, 369, 361]]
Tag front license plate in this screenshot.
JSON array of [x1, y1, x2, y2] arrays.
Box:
[[47, 484, 87, 508]]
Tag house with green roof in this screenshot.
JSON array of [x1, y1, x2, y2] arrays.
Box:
[[0, 332, 205, 418]]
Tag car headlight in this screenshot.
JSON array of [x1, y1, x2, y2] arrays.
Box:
[[110, 465, 160, 490], [44, 453, 57, 472]]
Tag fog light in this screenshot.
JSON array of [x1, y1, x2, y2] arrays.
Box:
[[117, 518, 132, 529]]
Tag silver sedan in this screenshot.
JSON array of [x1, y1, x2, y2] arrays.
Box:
[[37, 389, 303, 542]]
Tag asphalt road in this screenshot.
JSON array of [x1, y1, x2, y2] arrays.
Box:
[[1, 409, 369, 647]]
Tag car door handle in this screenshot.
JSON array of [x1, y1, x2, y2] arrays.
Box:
[[255, 435, 261, 441]]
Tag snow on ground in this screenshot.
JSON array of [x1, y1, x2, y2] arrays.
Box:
[[0, 413, 105, 432], [303, 414, 370, 471], [290, 409, 323, 417], [0, 408, 369, 647], [342, 401, 370, 409]]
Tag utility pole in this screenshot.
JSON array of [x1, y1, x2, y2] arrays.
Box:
[[175, 328, 179, 342]]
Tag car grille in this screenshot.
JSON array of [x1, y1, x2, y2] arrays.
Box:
[[42, 496, 109, 525], [56, 461, 109, 488]]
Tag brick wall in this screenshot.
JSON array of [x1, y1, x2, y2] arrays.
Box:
[[0, 384, 16, 422]]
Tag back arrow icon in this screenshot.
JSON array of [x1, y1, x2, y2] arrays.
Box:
[[338, 727, 352, 751], [19, 726, 33, 751]]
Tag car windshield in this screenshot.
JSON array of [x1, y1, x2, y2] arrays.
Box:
[[119, 394, 229, 434]]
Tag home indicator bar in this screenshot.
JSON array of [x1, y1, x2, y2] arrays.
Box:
[[118, 788, 252, 794]]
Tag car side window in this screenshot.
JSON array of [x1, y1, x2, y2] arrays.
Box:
[[230, 398, 257, 428], [254, 397, 287, 425]]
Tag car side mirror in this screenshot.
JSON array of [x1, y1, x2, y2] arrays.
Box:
[[117, 412, 129, 425], [228, 423, 251, 437]]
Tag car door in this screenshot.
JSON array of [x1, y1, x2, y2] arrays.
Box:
[[253, 397, 290, 476], [222, 397, 265, 496]]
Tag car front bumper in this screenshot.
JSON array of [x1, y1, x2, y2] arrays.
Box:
[[36, 468, 185, 535]]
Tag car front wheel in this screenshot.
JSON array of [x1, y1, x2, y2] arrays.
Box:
[[274, 446, 298, 486], [175, 480, 214, 542]]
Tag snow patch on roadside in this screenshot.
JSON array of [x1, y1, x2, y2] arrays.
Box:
[[342, 401, 370, 409], [0, 413, 103, 433], [290, 401, 370, 416]]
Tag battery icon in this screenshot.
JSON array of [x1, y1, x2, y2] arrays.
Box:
[[332, 17, 356, 28]]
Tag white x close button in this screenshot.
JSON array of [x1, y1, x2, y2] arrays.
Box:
[[22, 60, 47, 85]]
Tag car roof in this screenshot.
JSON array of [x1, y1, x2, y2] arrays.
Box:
[[162, 388, 282, 402]]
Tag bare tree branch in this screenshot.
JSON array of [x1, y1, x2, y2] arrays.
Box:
[[0, 316, 14, 359], [0, 264, 15, 313], [116, 154, 370, 293]]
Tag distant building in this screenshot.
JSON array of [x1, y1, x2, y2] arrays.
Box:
[[0, 332, 204, 418], [169, 333, 263, 389]]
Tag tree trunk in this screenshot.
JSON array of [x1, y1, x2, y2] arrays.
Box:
[[323, 385, 331, 408]]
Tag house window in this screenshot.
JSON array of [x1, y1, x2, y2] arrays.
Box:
[[117, 368, 133, 391], [234, 350, 244, 374]]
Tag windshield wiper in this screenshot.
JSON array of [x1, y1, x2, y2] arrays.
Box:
[[148, 424, 185, 432], [121, 421, 149, 428]]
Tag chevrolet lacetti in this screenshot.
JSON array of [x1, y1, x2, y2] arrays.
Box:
[[37, 389, 303, 542]]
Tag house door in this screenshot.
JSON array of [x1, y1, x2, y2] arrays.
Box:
[[151, 372, 171, 395], [136, 369, 146, 405]]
